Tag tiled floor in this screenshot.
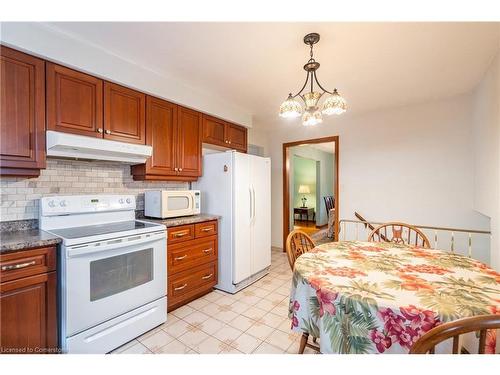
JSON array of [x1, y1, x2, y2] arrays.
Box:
[[112, 247, 314, 354]]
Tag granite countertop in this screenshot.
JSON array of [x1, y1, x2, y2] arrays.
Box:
[[140, 214, 221, 227], [0, 229, 62, 254]]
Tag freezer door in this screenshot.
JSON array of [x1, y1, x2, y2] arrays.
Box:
[[232, 152, 252, 284], [250, 155, 271, 274]]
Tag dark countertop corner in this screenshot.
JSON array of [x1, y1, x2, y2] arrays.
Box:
[[0, 229, 62, 254], [139, 213, 221, 227]]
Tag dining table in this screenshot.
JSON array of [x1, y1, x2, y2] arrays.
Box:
[[288, 240, 500, 354]]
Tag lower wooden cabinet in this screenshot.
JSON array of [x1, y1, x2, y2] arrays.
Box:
[[0, 247, 57, 354], [166, 221, 218, 311]]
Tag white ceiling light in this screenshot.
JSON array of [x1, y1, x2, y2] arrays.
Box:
[[279, 33, 347, 126]]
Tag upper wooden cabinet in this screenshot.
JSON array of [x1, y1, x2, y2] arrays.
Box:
[[201, 115, 226, 147], [177, 107, 202, 177], [0, 46, 46, 177], [201, 115, 248, 152], [226, 122, 247, 152], [132, 97, 201, 181], [131, 96, 177, 179], [104, 82, 146, 144], [46, 63, 103, 138]]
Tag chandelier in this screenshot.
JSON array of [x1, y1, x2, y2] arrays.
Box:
[[279, 33, 347, 126]]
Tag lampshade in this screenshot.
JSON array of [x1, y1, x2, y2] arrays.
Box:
[[298, 185, 310, 194], [321, 89, 347, 115], [302, 107, 323, 126], [279, 95, 302, 118]]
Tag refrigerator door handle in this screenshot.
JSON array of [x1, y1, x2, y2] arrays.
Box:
[[251, 185, 256, 222], [249, 187, 253, 220]]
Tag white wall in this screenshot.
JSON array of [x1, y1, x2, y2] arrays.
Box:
[[267, 94, 491, 262], [0, 22, 252, 128], [472, 50, 500, 270]]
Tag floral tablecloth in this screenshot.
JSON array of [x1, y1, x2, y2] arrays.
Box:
[[288, 241, 500, 354]]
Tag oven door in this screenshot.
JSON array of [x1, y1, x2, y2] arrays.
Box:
[[162, 191, 195, 218], [64, 231, 166, 337]]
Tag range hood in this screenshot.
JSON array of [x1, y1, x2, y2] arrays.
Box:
[[46, 131, 152, 164]]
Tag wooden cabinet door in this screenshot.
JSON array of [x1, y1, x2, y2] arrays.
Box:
[[104, 82, 146, 144], [0, 272, 57, 353], [226, 122, 247, 152], [202, 115, 226, 147], [0, 46, 46, 177], [143, 96, 177, 176], [46, 63, 103, 138], [177, 107, 202, 177]]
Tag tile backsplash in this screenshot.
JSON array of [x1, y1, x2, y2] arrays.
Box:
[[0, 158, 188, 222]]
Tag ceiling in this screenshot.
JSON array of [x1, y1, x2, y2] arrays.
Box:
[[44, 22, 500, 130]]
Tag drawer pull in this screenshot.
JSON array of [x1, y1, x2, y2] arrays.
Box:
[[174, 283, 188, 291], [200, 227, 213, 232], [201, 273, 213, 280], [174, 254, 188, 261], [1, 260, 36, 271], [202, 248, 212, 254], [173, 231, 188, 238]]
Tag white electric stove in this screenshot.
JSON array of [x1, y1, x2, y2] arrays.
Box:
[[39, 194, 167, 354]]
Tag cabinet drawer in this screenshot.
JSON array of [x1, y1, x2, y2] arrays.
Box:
[[194, 221, 218, 238], [168, 262, 217, 304], [168, 236, 217, 274], [167, 224, 194, 244], [0, 247, 56, 283]]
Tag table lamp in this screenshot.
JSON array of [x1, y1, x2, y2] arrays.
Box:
[[298, 185, 310, 207]]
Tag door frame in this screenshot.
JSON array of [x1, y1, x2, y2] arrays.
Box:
[[282, 136, 339, 250]]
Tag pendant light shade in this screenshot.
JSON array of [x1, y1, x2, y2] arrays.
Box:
[[321, 89, 347, 115], [279, 95, 303, 118]]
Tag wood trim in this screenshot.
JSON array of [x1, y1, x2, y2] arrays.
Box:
[[282, 136, 339, 251]]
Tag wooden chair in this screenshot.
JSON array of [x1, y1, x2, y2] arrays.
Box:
[[285, 230, 321, 354], [285, 230, 316, 270], [367, 222, 431, 248], [410, 315, 500, 354], [323, 196, 335, 218]]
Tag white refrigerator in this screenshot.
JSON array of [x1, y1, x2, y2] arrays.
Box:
[[193, 151, 271, 293]]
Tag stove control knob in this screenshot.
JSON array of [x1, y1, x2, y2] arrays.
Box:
[[60, 200, 67, 207], [48, 200, 56, 208], [119, 198, 124, 204], [126, 198, 131, 204]]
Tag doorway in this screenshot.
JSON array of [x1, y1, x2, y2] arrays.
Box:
[[283, 136, 339, 249]]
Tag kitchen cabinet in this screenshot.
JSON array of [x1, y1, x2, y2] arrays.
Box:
[[176, 106, 202, 178], [201, 114, 248, 153], [0, 246, 58, 354], [104, 82, 146, 144], [225, 122, 248, 152], [166, 220, 218, 311], [0, 46, 46, 177], [131, 97, 201, 181], [46, 63, 103, 138]]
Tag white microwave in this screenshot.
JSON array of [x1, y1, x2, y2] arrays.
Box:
[[144, 190, 201, 219]]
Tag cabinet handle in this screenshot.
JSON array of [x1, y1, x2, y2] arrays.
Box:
[[173, 231, 188, 238], [97, 128, 103, 133], [174, 254, 188, 261], [174, 167, 178, 172], [105, 130, 111, 135], [174, 283, 188, 291], [179, 168, 183, 172], [1, 260, 36, 271], [202, 248, 212, 254], [201, 273, 213, 280], [228, 141, 232, 144], [201, 227, 212, 232]]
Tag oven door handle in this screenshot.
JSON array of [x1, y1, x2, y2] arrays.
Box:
[[66, 231, 166, 258]]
